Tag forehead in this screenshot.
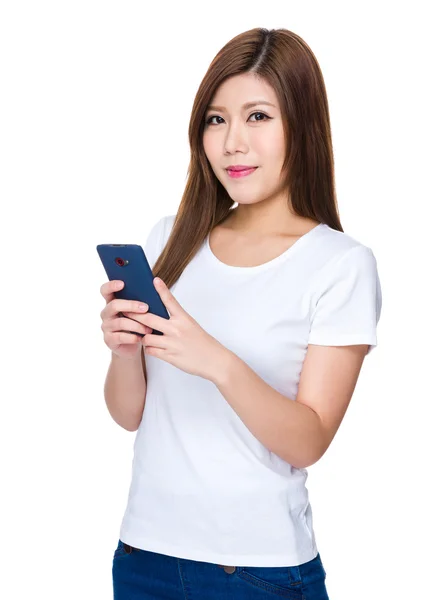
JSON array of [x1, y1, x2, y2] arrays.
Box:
[[209, 73, 279, 110]]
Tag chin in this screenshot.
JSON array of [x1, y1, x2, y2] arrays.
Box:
[[232, 199, 263, 206]]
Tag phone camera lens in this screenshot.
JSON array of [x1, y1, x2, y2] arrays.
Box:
[[115, 257, 128, 267]]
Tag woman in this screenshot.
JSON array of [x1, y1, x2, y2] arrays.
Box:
[[102, 27, 382, 599]]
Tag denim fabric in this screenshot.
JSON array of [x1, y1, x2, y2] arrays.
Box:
[[112, 540, 330, 599]]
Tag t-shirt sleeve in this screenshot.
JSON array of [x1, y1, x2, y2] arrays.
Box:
[[143, 215, 167, 268], [308, 245, 382, 355]]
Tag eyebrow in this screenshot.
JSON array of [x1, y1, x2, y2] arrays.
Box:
[[206, 100, 276, 112]]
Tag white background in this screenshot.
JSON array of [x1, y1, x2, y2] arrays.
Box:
[[1, 1, 441, 598]]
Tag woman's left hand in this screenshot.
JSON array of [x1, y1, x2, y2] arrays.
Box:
[[138, 277, 230, 382]]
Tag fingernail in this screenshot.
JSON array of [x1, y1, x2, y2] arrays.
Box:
[[139, 303, 149, 310]]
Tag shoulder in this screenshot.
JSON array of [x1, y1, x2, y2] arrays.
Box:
[[143, 214, 177, 265], [163, 214, 177, 238], [313, 224, 377, 272], [307, 225, 379, 302], [147, 214, 176, 243], [318, 223, 374, 255], [162, 214, 176, 245]]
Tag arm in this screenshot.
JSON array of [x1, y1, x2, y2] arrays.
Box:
[[104, 348, 147, 432], [212, 343, 368, 469]]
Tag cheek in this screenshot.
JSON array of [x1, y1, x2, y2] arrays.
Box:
[[254, 131, 285, 163], [202, 134, 216, 162]]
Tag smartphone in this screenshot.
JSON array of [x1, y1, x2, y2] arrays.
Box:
[[96, 243, 170, 336]]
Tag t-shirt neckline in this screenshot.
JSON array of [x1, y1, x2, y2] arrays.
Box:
[[204, 222, 326, 273]]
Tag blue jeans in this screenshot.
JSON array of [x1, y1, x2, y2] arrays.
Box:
[[112, 540, 330, 599]]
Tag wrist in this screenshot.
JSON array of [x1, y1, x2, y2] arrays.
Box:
[[209, 346, 236, 388], [111, 350, 141, 362]]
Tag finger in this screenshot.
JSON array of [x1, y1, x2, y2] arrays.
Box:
[[141, 332, 168, 349], [126, 311, 171, 335], [123, 313, 153, 335], [153, 277, 181, 317], [100, 280, 124, 303], [102, 299, 149, 321], [108, 316, 150, 336], [104, 330, 143, 346]]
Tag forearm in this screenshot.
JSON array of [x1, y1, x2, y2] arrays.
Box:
[[211, 350, 325, 469], [104, 348, 147, 431]]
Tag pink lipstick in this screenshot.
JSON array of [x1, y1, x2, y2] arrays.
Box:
[[226, 167, 258, 179]]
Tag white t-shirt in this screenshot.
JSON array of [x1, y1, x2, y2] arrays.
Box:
[[119, 213, 382, 567]]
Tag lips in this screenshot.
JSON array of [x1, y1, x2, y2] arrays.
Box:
[[226, 167, 258, 179], [226, 166, 257, 172]]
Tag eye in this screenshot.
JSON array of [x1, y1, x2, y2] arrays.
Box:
[[205, 112, 270, 126], [249, 112, 269, 122]]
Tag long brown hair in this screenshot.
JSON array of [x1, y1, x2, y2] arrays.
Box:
[[152, 27, 343, 289]]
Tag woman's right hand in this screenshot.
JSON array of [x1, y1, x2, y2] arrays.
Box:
[[100, 280, 153, 359]]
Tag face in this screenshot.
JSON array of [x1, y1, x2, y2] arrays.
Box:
[[202, 73, 287, 212]]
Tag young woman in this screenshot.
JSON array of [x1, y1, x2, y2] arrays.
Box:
[[101, 27, 382, 600]]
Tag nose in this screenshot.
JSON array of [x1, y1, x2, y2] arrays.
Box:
[[223, 121, 249, 155]]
